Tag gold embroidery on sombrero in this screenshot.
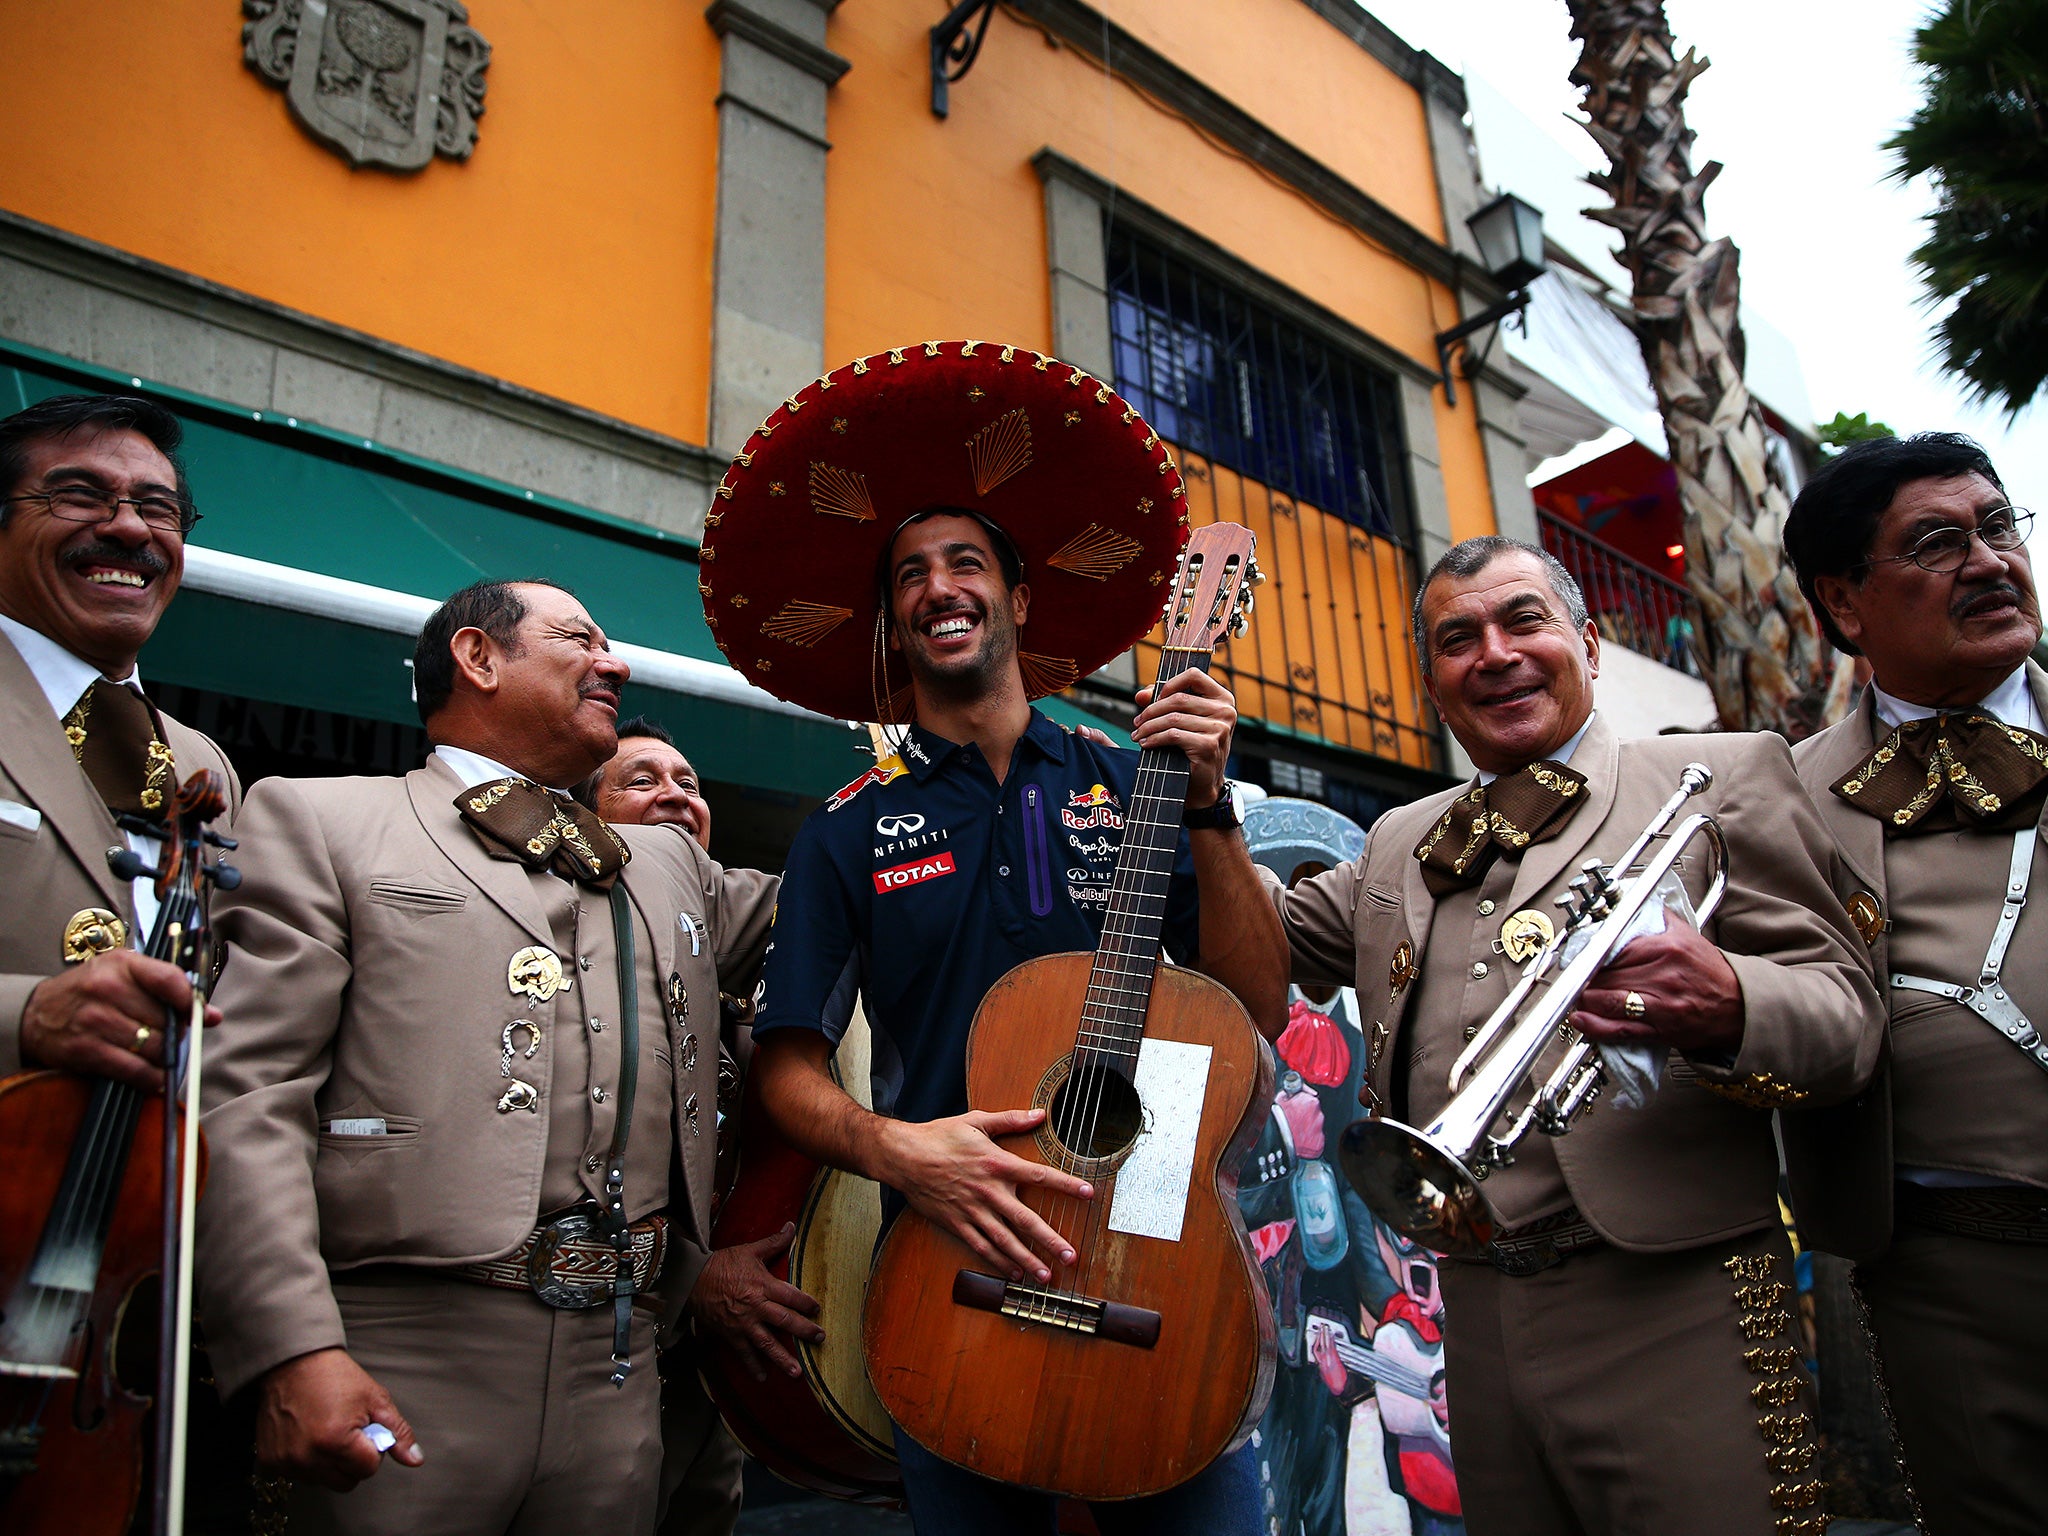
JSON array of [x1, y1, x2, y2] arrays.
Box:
[[1017, 652, 1081, 696], [967, 407, 1033, 496], [809, 461, 876, 522], [961, 340, 981, 355], [761, 600, 853, 648], [1046, 522, 1144, 581]]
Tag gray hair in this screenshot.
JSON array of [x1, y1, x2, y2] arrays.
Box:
[[1410, 536, 1589, 668]]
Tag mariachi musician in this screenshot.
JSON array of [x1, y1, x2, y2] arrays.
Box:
[[702, 341, 1288, 1532], [1266, 536, 1882, 1536], [194, 580, 778, 1536], [1783, 433, 2048, 1535], [0, 392, 240, 1529], [578, 714, 823, 1536], [0, 393, 238, 1094]]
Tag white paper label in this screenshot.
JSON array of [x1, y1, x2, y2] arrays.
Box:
[[326, 1118, 388, 1136], [1106, 1037, 1213, 1243]]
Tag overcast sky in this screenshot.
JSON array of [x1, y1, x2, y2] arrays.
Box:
[[1358, 0, 2046, 500]]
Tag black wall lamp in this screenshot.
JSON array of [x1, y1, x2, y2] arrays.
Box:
[[931, 0, 1000, 118], [1435, 193, 1547, 407]]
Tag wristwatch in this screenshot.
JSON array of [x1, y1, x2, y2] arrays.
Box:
[[1184, 779, 1245, 832]]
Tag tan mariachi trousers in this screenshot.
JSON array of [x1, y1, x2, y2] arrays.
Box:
[[1435, 1225, 1824, 1536]]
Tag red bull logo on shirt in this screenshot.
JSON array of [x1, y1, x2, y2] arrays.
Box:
[[1062, 783, 1124, 831]]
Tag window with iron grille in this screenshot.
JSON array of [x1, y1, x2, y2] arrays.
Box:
[[1105, 219, 1440, 774], [1105, 222, 1414, 544]]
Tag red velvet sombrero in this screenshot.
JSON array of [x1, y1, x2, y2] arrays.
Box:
[[698, 340, 1190, 722]]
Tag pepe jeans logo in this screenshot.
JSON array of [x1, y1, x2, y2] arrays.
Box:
[[874, 852, 957, 894], [876, 813, 926, 837]]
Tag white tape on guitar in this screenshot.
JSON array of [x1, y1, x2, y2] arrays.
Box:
[[1106, 1038, 1213, 1243]]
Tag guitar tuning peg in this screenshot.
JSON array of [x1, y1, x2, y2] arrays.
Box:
[[1250, 562, 1266, 586], [1230, 612, 1249, 638]]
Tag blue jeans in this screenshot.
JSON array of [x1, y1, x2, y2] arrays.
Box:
[[892, 1429, 1263, 1536]]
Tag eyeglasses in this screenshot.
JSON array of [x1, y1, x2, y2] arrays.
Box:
[[3, 485, 201, 536], [1859, 506, 2032, 575]]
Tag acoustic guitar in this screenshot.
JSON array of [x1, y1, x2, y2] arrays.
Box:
[[862, 521, 1276, 1500]]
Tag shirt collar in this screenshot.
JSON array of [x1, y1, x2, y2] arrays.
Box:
[[1476, 710, 1597, 786], [1871, 665, 2042, 735], [900, 707, 1069, 783], [0, 611, 141, 720], [433, 743, 561, 793]]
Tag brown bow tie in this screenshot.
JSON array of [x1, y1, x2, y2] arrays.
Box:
[[64, 677, 174, 820], [1413, 760, 1589, 897], [1833, 712, 2048, 836], [456, 778, 631, 889]]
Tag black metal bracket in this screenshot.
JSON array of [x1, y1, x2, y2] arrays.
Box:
[[930, 0, 999, 118], [1434, 289, 1532, 408]]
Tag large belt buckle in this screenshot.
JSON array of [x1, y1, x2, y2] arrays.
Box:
[[525, 1205, 617, 1310], [1488, 1238, 1561, 1277]]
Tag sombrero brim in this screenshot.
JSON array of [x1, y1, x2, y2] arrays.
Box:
[[699, 340, 1190, 722]]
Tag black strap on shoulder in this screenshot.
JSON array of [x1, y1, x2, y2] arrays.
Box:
[[605, 882, 640, 1386]]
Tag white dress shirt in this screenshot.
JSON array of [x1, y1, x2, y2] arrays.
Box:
[[0, 611, 163, 937], [1476, 710, 1598, 786]]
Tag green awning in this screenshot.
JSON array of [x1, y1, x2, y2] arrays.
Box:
[[1, 343, 1131, 794]]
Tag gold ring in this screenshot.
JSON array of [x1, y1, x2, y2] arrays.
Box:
[[134, 1024, 153, 1052], [1622, 992, 1648, 1021]]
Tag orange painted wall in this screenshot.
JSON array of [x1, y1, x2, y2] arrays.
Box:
[[0, 0, 721, 444], [822, 4, 1466, 371], [1107, 0, 1448, 242]]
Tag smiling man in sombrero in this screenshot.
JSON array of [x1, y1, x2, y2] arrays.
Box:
[[705, 340, 1288, 1532]]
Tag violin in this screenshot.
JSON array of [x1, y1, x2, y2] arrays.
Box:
[[0, 770, 237, 1536]]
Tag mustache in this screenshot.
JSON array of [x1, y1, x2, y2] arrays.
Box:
[[580, 680, 622, 705], [60, 539, 170, 578], [1952, 580, 2028, 618]]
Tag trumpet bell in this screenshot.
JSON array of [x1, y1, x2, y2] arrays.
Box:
[[1338, 1117, 1497, 1258]]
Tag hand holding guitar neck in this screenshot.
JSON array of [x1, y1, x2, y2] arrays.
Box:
[[1132, 665, 1238, 809]]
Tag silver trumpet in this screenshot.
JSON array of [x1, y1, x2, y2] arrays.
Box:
[[1338, 763, 1728, 1257]]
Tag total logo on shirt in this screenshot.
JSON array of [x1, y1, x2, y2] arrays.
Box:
[[874, 851, 958, 894]]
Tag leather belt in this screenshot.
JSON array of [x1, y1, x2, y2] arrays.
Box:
[[451, 1208, 669, 1303], [1896, 1182, 2048, 1245], [1455, 1208, 1605, 1276]]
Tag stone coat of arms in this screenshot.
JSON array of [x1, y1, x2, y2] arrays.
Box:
[[244, 0, 490, 171]]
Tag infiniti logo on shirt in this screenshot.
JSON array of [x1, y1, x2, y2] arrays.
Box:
[[876, 813, 926, 837]]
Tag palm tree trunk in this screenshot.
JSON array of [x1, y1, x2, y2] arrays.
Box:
[[1566, 0, 1849, 736]]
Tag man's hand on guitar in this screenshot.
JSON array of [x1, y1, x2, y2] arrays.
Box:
[[20, 949, 223, 1093], [879, 1108, 1093, 1284], [254, 1346, 423, 1491], [1134, 669, 1238, 809], [690, 1223, 825, 1383]]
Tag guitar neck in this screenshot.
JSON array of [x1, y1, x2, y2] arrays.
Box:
[[1078, 645, 1209, 1070]]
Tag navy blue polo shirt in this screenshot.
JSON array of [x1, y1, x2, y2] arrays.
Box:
[[754, 708, 1202, 1129]]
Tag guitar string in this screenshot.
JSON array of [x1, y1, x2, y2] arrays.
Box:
[[1042, 642, 1187, 1302], [1062, 644, 1199, 1303]]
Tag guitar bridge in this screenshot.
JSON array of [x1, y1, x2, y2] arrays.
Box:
[[952, 1270, 1161, 1349]]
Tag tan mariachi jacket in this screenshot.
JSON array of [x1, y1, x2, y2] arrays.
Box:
[[1268, 715, 1883, 1252], [1786, 662, 2048, 1261], [194, 756, 778, 1398], [0, 626, 241, 1076]]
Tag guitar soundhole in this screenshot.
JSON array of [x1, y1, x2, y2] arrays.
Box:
[[1047, 1060, 1144, 1163]]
